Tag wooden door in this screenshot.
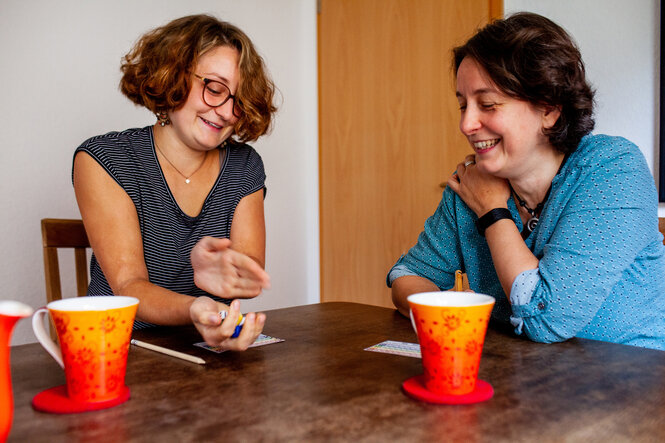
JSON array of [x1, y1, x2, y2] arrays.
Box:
[[319, 0, 502, 307]]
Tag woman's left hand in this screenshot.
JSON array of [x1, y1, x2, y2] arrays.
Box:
[[191, 236, 271, 299], [446, 155, 511, 216]]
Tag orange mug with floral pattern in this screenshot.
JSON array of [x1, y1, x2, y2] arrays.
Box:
[[408, 291, 494, 396], [32, 296, 138, 403]]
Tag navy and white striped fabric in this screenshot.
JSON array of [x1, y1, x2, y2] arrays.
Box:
[[73, 126, 266, 328]]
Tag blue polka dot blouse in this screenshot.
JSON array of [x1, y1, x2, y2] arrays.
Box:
[[388, 134, 665, 350]]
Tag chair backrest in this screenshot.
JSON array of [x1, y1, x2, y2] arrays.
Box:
[[41, 218, 90, 304], [660, 217, 665, 246]]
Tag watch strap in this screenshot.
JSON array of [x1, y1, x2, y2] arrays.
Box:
[[476, 208, 513, 237]]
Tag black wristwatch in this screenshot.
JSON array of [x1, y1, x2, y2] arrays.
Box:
[[476, 208, 514, 237]]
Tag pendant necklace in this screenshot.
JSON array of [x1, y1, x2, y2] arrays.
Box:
[[511, 154, 568, 233], [154, 141, 208, 184], [510, 184, 552, 233]]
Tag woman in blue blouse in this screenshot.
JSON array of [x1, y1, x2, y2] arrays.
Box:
[[388, 12, 665, 350]]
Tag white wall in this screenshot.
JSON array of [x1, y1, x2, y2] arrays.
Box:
[[0, 0, 319, 345], [504, 0, 664, 214]]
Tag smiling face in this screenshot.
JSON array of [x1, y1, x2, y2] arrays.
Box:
[[455, 57, 560, 180], [168, 45, 240, 152]]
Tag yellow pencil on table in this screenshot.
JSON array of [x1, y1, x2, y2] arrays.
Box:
[[454, 270, 464, 291], [130, 339, 206, 365]]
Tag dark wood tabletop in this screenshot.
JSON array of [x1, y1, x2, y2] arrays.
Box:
[[8, 302, 665, 442]]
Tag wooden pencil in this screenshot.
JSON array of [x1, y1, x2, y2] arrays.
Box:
[[130, 339, 206, 365]]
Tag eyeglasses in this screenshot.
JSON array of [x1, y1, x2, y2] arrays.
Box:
[[194, 74, 243, 118]]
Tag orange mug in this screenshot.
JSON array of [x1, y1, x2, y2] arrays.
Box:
[[32, 296, 138, 404], [408, 291, 494, 396]]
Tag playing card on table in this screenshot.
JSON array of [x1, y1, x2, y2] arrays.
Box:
[[194, 334, 285, 353], [365, 340, 421, 358]]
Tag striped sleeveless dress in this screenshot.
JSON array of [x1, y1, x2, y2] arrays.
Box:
[[73, 126, 266, 328]]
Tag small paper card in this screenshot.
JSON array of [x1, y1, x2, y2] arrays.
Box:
[[365, 340, 421, 358], [194, 334, 285, 354]]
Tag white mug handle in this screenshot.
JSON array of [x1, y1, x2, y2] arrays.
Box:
[[32, 307, 64, 368], [409, 309, 420, 342]]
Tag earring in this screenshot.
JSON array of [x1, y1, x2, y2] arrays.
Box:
[[156, 111, 171, 126]]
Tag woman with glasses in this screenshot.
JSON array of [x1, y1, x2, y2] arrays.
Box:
[[73, 15, 276, 349], [388, 12, 665, 350]]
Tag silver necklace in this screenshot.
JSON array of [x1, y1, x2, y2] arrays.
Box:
[[511, 155, 567, 233], [154, 142, 208, 184], [511, 185, 551, 233]]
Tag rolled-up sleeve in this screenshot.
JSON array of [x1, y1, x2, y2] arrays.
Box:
[[509, 268, 540, 335], [387, 263, 419, 284]]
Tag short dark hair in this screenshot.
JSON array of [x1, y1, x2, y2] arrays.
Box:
[[453, 12, 595, 154], [120, 14, 276, 142]]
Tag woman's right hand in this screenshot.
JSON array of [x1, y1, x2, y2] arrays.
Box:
[[446, 155, 511, 217], [191, 236, 271, 299], [190, 297, 266, 350]]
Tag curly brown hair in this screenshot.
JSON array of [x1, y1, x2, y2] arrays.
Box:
[[453, 12, 595, 154], [120, 14, 276, 142]]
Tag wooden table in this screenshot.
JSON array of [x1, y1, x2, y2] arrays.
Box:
[[8, 302, 665, 441]]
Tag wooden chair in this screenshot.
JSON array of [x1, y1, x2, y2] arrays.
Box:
[[41, 218, 90, 304], [660, 217, 665, 246]]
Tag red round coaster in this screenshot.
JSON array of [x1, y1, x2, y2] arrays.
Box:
[[32, 385, 130, 414], [402, 375, 493, 405]]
